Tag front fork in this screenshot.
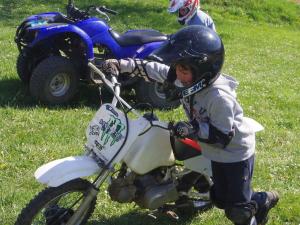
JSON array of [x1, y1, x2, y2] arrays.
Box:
[[66, 169, 111, 225]]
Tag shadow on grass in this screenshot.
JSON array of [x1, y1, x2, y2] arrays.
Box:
[[0, 78, 138, 110], [87, 210, 196, 225]]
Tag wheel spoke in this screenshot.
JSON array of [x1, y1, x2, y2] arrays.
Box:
[[15, 179, 96, 225]]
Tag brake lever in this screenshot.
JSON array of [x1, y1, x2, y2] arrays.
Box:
[[99, 6, 118, 15], [96, 7, 110, 21]]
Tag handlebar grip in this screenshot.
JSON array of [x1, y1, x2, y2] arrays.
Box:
[[99, 6, 118, 15]]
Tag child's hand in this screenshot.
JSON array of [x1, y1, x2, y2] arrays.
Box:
[[173, 121, 197, 138], [98, 59, 120, 76]]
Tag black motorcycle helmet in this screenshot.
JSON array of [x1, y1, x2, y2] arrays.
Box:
[[148, 25, 224, 98]]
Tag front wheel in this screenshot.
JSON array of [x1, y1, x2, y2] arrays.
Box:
[[30, 56, 79, 105], [16, 54, 32, 83], [15, 179, 97, 225]]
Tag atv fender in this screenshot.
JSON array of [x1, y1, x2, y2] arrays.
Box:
[[28, 23, 94, 60], [34, 156, 101, 187]]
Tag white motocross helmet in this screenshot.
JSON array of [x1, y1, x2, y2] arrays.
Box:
[[168, 0, 199, 25]]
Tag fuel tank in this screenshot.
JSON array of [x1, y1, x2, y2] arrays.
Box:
[[123, 125, 175, 175]]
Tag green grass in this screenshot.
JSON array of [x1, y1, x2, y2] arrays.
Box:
[[203, 0, 300, 26], [0, 0, 300, 224]]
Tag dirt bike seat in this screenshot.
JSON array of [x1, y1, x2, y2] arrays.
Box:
[[109, 29, 168, 46]]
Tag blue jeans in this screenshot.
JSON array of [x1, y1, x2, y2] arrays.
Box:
[[211, 155, 255, 208], [211, 155, 257, 225]]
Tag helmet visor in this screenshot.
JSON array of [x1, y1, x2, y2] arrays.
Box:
[[168, 0, 185, 13]]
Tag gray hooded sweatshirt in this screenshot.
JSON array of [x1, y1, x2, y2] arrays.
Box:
[[119, 59, 255, 163]]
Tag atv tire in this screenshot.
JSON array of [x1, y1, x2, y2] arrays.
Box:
[[135, 79, 180, 110], [30, 56, 79, 105], [16, 54, 31, 83]]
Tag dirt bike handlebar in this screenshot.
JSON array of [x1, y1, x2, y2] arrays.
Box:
[[88, 62, 140, 116], [88, 62, 177, 133]]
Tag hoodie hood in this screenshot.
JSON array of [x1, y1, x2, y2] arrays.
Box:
[[207, 74, 238, 98], [175, 73, 238, 99]]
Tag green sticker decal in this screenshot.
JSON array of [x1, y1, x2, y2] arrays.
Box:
[[98, 115, 125, 147]]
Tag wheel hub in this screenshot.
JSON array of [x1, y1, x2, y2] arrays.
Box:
[[44, 205, 74, 225], [49, 73, 71, 97]]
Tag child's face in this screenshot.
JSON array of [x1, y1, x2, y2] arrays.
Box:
[[175, 64, 193, 86]]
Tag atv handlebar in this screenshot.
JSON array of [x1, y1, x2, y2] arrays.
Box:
[[66, 1, 118, 21], [98, 6, 118, 15], [94, 6, 118, 21]]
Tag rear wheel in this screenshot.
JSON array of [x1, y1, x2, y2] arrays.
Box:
[[135, 79, 180, 110], [176, 172, 213, 216], [175, 196, 213, 216], [15, 179, 96, 225], [30, 56, 79, 105]]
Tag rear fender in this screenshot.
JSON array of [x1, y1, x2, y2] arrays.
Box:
[[91, 31, 164, 59], [28, 24, 94, 60], [34, 156, 101, 187], [184, 155, 212, 177], [243, 117, 264, 132], [92, 32, 139, 59], [133, 41, 164, 59], [183, 117, 263, 176]]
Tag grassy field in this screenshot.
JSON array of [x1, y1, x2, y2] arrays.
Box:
[[0, 0, 299, 224]]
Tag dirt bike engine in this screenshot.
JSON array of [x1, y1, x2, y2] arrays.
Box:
[[108, 168, 179, 210]]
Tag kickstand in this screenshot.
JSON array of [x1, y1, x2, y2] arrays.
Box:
[[147, 206, 179, 221], [165, 210, 179, 220]]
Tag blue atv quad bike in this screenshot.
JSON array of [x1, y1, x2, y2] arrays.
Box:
[[15, 0, 180, 109]]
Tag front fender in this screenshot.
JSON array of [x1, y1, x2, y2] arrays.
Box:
[[28, 23, 94, 60], [35, 156, 101, 187]]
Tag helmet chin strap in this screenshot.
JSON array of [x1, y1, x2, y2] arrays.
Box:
[[181, 78, 208, 98]]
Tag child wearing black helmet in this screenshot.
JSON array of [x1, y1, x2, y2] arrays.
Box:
[[100, 25, 279, 225]]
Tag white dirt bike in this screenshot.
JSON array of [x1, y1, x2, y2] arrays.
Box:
[[15, 63, 264, 225]]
